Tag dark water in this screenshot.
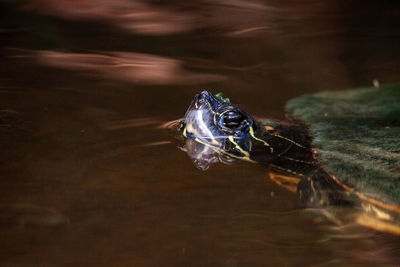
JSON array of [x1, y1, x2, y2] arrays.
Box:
[[1, 0, 400, 265]]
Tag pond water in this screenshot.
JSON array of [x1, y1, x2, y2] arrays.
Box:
[[1, 0, 400, 265]]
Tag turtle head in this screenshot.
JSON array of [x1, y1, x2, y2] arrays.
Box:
[[183, 91, 255, 143], [179, 91, 271, 169]]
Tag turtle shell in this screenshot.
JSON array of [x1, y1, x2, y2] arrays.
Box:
[[285, 84, 400, 211]]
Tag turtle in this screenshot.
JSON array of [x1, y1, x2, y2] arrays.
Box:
[[177, 85, 400, 235]]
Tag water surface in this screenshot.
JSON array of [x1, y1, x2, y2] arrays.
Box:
[[1, 0, 400, 265]]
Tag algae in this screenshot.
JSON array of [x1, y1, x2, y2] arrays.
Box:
[[286, 84, 400, 205]]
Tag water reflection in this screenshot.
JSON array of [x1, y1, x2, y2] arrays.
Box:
[[19, 0, 286, 37], [36, 50, 225, 85], [102, 117, 162, 131], [0, 204, 68, 227], [22, 0, 198, 35], [179, 138, 236, 171]]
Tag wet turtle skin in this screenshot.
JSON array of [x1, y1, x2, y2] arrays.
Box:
[[178, 89, 400, 234]]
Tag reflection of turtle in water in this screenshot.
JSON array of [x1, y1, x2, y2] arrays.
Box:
[[177, 85, 400, 235]]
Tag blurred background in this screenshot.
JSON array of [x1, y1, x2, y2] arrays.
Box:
[[1, 0, 400, 265]]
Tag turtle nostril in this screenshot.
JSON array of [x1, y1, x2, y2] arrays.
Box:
[[195, 94, 203, 101], [194, 91, 211, 106], [199, 91, 212, 99]]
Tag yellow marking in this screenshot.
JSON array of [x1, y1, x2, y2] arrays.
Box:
[[219, 110, 230, 116], [310, 179, 316, 195], [356, 213, 400, 236], [329, 174, 400, 214], [196, 145, 210, 160], [194, 135, 256, 163], [362, 203, 391, 221], [281, 156, 317, 165], [271, 133, 310, 150], [204, 99, 219, 115], [228, 136, 251, 158], [270, 164, 306, 178], [183, 127, 187, 137], [270, 172, 301, 184], [198, 111, 220, 145], [247, 123, 273, 153], [269, 172, 299, 193]]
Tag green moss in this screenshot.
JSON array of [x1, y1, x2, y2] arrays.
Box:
[[286, 84, 400, 205]]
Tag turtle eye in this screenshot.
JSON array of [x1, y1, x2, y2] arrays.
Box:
[[219, 111, 244, 129]]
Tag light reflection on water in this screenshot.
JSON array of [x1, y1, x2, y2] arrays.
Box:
[[35, 51, 225, 85], [21, 0, 280, 36], [22, 0, 199, 35], [1, 0, 400, 265]]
